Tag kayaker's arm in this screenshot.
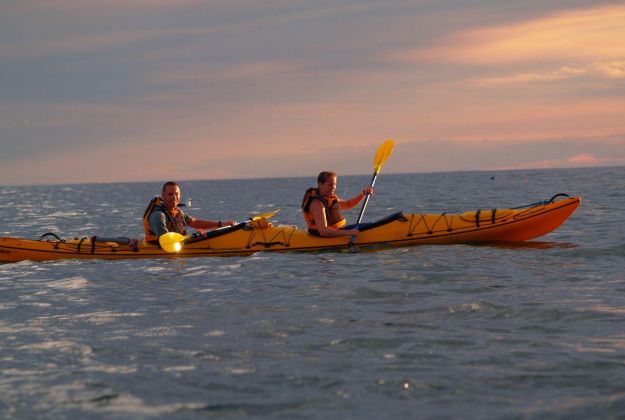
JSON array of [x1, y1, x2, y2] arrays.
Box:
[[189, 218, 236, 230], [339, 187, 374, 210], [310, 201, 358, 238], [148, 211, 170, 239]]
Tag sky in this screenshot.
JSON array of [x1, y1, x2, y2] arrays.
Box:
[[1, 0, 624, 186]]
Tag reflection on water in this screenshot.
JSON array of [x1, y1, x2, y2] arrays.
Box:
[[471, 240, 580, 250]]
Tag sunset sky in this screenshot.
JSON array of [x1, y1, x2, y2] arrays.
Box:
[[1, 0, 624, 185]]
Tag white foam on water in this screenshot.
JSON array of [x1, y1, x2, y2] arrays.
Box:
[[207, 330, 225, 336], [563, 334, 625, 354], [54, 311, 143, 325], [78, 391, 207, 415], [181, 270, 210, 277], [2, 368, 42, 376], [72, 226, 97, 233], [144, 266, 165, 273], [4, 260, 37, 269], [18, 340, 92, 356], [47, 276, 89, 290], [448, 302, 485, 313], [83, 364, 138, 374], [39, 225, 60, 231], [0, 322, 44, 334], [185, 265, 207, 272], [587, 304, 625, 315], [247, 254, 271, 261], [101, 334, 132, 342], [47, 211, 84, 218], [136, 326, 176, 337], [26, 302, 51, 308], [227, 367, 255, 375], [163, 365, 196, 372], [158, 348, 204, 359]]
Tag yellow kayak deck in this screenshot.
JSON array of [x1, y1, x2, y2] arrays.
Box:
[[0, 195, 581, 263]]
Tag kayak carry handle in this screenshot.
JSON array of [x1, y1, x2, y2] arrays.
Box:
[[548, 193, 570, 203], [40, 232, 63, 242]]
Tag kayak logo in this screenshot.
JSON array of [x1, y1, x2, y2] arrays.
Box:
[[513, 208, 543, 219]]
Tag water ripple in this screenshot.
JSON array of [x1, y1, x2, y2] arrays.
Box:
[[1, 169, 624, 418]]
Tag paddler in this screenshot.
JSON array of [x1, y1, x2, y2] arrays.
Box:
[[301, 171, 373, 237], [143, 181, 236, 243]]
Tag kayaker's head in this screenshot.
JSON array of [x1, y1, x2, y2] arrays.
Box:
[[161, 181, 181, 211], [317, 171, 337, 197]]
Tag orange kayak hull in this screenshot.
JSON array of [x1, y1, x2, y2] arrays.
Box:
[[0, 196, 581, 263]]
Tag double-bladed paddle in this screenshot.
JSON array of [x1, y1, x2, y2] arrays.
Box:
[[348, 139, 395, 247], [159, 209, 280, 253]]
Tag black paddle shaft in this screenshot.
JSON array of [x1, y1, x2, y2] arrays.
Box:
[[355, 170, 379, 228]]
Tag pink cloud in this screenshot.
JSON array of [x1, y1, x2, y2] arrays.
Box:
[[472, 67, 587, 85], [497, 153, 625, 170], [568, 153, 600, 164], [392, 5, 625, 64], [593, 61, 625, 79], [472, 62, 625, 86]]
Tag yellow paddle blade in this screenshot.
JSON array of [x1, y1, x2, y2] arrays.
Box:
[[373, 139, 395, 173], [158, 232, 189, 253], [251, 209, 280, 220]]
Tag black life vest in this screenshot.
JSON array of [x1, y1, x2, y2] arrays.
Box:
[[301, 187, 346, 232], [143, 196, 187, 241]]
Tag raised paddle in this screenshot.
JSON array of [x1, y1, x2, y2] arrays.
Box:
[[159, 209, 280, 253], [349, 139, 395, 247]]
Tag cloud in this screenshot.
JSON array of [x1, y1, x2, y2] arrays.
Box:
[[471, 60, 625, 85], [3, 133, 622, 186], [496, 153, 625, 171], [568, 153, 601, 165], [472, 66, 588, 85], [593, 61, 625, 79], [394, 4, 625, 64]]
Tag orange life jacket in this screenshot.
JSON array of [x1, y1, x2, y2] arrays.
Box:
[[143, 196, 188, 242], [301, 188, 347, 233]]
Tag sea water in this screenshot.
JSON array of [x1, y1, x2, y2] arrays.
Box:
[[1, 167, 624, 419]]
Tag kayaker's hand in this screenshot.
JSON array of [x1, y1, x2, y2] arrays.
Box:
[[362, 186, 374, 196], [345, 228, 359, 236], [224, 219, 237, 227]]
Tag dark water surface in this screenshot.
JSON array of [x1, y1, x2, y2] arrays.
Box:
[[1, 167, 624, 419]]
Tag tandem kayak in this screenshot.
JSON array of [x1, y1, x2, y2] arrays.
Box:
[[0, 194, 580, 263]]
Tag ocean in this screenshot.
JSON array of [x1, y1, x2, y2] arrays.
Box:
[[1, 166, 624, 419]]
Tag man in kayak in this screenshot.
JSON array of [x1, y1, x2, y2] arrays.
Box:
[[301, 171, 373, 237], [143, 181, 236, 243]]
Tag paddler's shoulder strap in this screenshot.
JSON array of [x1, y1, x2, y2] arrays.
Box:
[[302, 187, 322, 212], [143, 196, 164, 234], [143, 196, 162, 220]]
